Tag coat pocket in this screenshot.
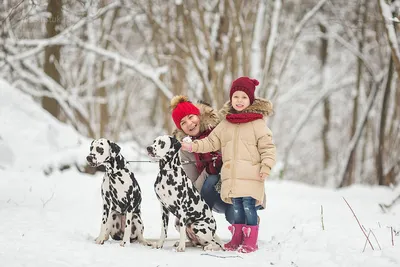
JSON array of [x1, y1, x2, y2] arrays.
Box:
[[243, 142, 261, 164], [221, 161, 231, 181], [235, 160, 260, 180]]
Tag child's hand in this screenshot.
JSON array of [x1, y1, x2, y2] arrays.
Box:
[[259, 173, 268, 181], [180, 142, 193, 152], [182, 136, 192, 143]]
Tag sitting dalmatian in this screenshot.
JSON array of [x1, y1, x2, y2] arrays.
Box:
[[86, 138, 149, 247], [147, 135, 223, 252]]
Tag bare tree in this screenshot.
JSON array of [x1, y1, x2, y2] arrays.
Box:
[[319, 22, 330, 174], [43, 0, 62, 118], [1, 0, 399, 185], [376, 0, 400, 185]]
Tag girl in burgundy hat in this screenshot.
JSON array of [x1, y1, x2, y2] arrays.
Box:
[[181, 77, 276, 253], [170, 95, 235, 224]]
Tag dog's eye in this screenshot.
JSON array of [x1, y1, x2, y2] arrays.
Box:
[[96, 147, 104, 154]]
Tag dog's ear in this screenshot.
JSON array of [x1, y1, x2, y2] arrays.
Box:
[[108, 140, 121, 155], [170, 136, 181, 151]]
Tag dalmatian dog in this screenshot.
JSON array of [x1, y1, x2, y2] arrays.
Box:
[[86, 138, 149, 247], [146, 135, 223, 252]]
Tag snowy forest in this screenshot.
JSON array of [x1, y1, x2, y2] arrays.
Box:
[[1, 0, 399, 188]]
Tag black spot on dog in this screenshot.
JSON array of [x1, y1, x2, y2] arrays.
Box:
[[158, 140, 166, 149], [150, 135, 221, 249], [88, 138, 145, 243], [96, 146, 104, 155]]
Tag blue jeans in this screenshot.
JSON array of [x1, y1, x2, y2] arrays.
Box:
[[201, 174, 235, 224], [232, 197, 258, 226]]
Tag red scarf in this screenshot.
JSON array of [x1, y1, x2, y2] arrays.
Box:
[[226, 113, 263, 124]]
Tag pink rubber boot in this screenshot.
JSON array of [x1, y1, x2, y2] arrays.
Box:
[[224, 224, 245, 251], [238, 225, 259, 253]]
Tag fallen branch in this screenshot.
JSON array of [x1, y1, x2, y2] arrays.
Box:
[[201, 253, 242, 259], [343, 197, 374, 250], [391, 227, 395, 246], [379, 193, 400, 213], [41, 192, 55, 208], [369, 229, 381, 250], [321, 205, 325, 230], [362, 230, 372, 252]]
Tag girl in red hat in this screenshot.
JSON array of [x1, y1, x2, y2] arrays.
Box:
[[170, 95, 235, 224], [181, 77, 276, 253]]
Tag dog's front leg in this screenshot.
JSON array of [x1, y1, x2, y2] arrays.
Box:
[[132, 213, 152, 246], [95, 203, 112, 244], [152, 205, 169, 249], [175, 214, 187, 252], [120, 211, 133, 247]]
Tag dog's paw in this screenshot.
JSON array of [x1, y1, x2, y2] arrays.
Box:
[[120, 241, 127, 247], [140, 239, 152, 246], [152, 240, 164, 249], [175, 242, 186, 252], [95, 237, 106, 245], [203, 244, 221, 251]]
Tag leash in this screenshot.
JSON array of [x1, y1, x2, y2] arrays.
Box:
[[127, 157, 218, 166]]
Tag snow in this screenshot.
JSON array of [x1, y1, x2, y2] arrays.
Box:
[[1, 81, 400, 266], [0, 79, 87, 171]]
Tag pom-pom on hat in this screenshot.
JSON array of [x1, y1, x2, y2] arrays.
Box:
[[171, 95, 200, 129], [229, 76, 259, 104]]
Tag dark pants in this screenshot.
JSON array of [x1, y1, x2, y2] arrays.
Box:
[[232, 197, 258, 225], [200, 174, 235, 224]]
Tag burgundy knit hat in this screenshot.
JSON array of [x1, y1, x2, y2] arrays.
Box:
[[171, 95, 200, 129], [229, 76, 259, 104]]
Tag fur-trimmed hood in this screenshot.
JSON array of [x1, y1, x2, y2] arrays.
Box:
[[219, 98, 274, 119], [172, 101, 220, 141]]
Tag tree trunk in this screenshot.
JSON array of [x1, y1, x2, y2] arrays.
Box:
[[99, 7, 119, 139], [338, 80, 381, 188], [340, 0, 367, 186], [377, 55, 393, 185], [213, 0, 229, 107], [42, 0, 62, 118], [319, 23, 330, 174], [172, 1, 186, 97]]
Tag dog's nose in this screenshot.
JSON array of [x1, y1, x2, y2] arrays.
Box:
[[146, 146, 153, 153]]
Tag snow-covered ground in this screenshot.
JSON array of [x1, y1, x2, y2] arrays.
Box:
[[1, 79, 399, 267]]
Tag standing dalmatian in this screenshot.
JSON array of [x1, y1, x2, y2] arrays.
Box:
[[86, 138, 149, 247], [147, 135, 223, 252]]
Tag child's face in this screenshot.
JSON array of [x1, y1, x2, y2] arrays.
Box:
[[180, 114, 201, 136], [231, 91, 250, 111]]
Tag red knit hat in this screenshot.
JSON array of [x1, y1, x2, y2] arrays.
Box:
[[229, 76, 259, 104], [171, 95, 200, 129]]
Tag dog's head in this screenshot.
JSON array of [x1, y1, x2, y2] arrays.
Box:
[[86, 138, 121, 167], [147, 135, 181, 160]]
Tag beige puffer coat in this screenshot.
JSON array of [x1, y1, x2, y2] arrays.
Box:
[[191, 98, 276, 206]]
